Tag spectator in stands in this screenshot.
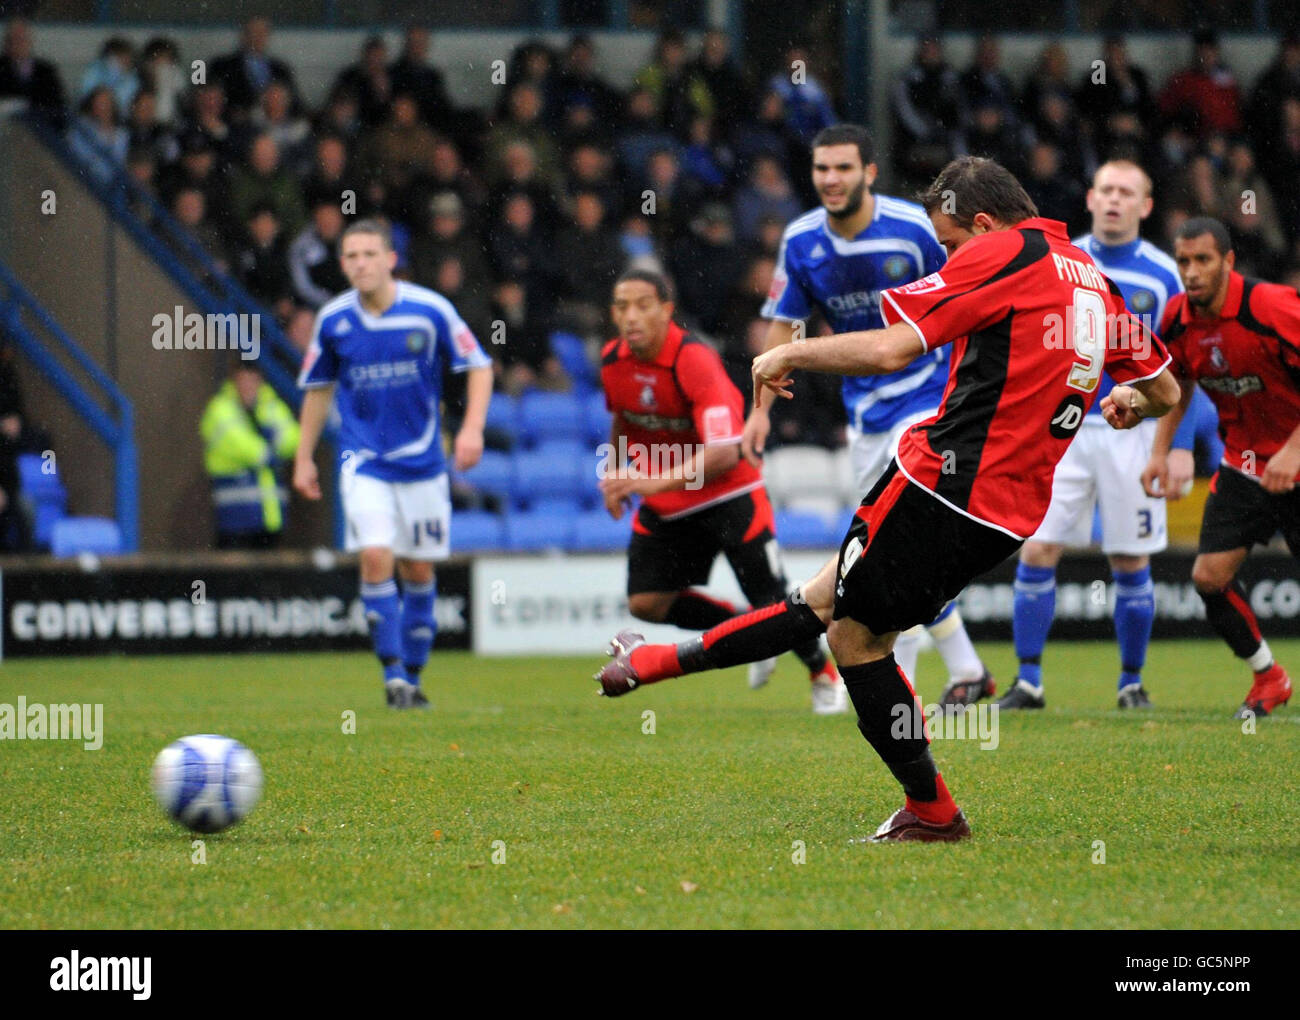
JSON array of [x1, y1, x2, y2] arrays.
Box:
[[692, 29, 751, 121], [961, 34, 1018, 131], [720, 254, 777, 390], [427, 136, 486, 214], [1247, 33, 1300, 202], [615, 86, 679, 178], [486, 81, 561, 188], [139, 36, 185, 127], [959, 99, 1022, 173], [1220, 140, 1287, 278], [679, 114, 731, 197], [1021, 41, 1075, 133], [0, 18, 65, 128], [891, 34, 964, 190], [486, 139, 561, 233], [200, 360, 299, 550], [732, 153, 800, 244], [178, 81, 236, 166], [487, 190, 556, 314], [502, 39, 558, 122], [126, 89, 177, 166], [284, 304, 315, 360], [564, 141, 623, 220], [553, 34, 622, 127], [251, 80, 311, 175], [731, 88, 799, 183], [0, 345, 33, 553], [209, 15, 298, 124], [1025, 85, 1093, 182], [79, 36, 138, 118], [1258, 97, 1300, 250], [668, 202, 745, 336], [315, 82, 363, 144], [1022, 142, 1086, 235], [288, 196, 348, 309], [301, 132, 354, 211], [554, 190, 626, 337], [1076, 36, 1153, 136], [332, 35, 393, 130], [67, 86, 129, 186], [618, 212, 657, 263], [409, 191, 492, 317], [635, 29, 713, 136], [171, 185, 227, 271], [490, 275, 566, 396], [160, 130, 231, 227], [390, 25, 457, 137], [228, 132, 306, 239], [125, 143, 158, 211], [765, 43, 836, 146], [638, 146, 693, 249], [360, 91, 440, 224], [1157, 28, 1242, 139], [431, 254, 493, 347], [232, 201, 294, 317]]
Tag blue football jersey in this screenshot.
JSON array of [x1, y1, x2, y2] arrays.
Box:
[[298, 281, 490, 482], [761, 197, 948, 432]]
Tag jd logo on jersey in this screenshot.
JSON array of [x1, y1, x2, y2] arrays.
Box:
[[1049, 394, 1087, 439]]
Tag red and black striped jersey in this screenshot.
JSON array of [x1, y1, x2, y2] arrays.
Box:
[[601, 321, 762, 519], [880, 217, 1171, 539], [1160, 272, 1300, 481]]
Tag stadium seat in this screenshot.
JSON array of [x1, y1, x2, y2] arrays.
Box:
[[484, 393, 519, 449], [457, 449, 514, 503], [513, 447, 583, 508], [568, 510, 632, 551], [517, 391, 585, 447], [763, 445, 840, 512], [451, 510, 506, 553], [583, 389, 613, 446], [18, 452, 68, 550], [503, 508, 574, 550], [775, 510, 840, 549], [50, 516, 122, 557], [549, 331, 598, 391]]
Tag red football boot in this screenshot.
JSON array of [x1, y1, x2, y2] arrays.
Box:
[[1235, 664, 1293, 719]]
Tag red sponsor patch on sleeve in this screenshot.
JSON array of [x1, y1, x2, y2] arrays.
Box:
[[702, 405, 735, 443], [453, 323, 479, 359]]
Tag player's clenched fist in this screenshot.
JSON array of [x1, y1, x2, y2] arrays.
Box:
[[1100, 384, 1145, 430], [1261, 444, 1300, 494], [453, 426, 484, 472], [293, 456, 321, 500]]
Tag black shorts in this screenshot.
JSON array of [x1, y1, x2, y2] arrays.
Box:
[[1199, 465, 1300, 555], [627, 489, 787, 605], [833, 462, 1022, 635]]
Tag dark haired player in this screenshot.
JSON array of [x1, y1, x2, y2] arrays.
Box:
[[1143, 217, 1300, 718], [596, 158, 1180, 841], [599, 269, 846, 714], [746, 123, 994, 704]]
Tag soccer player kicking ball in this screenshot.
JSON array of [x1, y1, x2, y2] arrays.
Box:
[[294, 218, 493, 709], [747, 124, 994, 704], [1142, 217, 1300, 719], [599, 269, 846, 715], [1008, 160, 1194, 711], [595, 158, 1179, 841]]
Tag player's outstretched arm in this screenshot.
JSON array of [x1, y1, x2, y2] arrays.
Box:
[[742, 319, 799, 466], [453, 365, 492, 472], [752, 320, 922, 406], [293, 385, 335, 501]]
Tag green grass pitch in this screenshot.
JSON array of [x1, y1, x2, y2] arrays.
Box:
[[1, 641, 1296, 929]]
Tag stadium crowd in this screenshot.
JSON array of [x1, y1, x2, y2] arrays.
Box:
[[2, 15, 1298, 456]]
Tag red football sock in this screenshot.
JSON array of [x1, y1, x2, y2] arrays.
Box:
[[906, 773, 957, 825], [628, 642, 682, 683]]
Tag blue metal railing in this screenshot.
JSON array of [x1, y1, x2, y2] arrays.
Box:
[[0, 259, 139, 551]]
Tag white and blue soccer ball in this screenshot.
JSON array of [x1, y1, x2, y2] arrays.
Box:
[[151, 734, 263, 834]]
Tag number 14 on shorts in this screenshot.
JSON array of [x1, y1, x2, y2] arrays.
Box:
[[412, 519, 443, 546]]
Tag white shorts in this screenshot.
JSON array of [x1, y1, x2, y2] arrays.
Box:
[[1031, 421, 1167, 555], [342, 471, 451, 561], [847, 408, 938, 493]]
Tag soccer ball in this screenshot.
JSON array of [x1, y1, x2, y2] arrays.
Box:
[[151, 734, 263, 834]]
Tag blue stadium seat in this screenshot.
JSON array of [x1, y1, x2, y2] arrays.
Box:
[[517, 391, 585, 447], [50, 517, 122, 557], [484, 393, 519, 447], [775, 510, 839, 549], [583, 389, 613, 446], [457, 450, 514, 502], [550, 331, 598, 391], [504, 508, 575, 550], [513, 448, 583, 508], [568, 510, 632, 551], [451, 510, 506, 553], [18, 453, 68, 550]]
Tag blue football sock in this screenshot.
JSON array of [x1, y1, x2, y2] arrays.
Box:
[[401, 578, 437, 685], [1013, 563, 1057, 689], [1113, 565, 1154, 690], [361, 579, 405, 682]]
